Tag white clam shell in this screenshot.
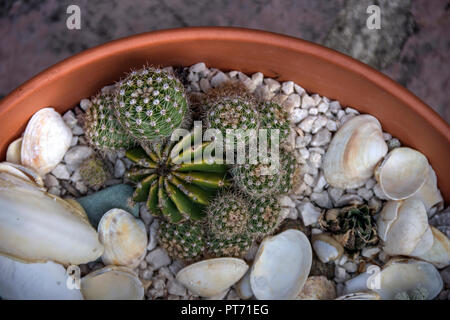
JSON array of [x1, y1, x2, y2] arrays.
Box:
[[323, 115, 388, 189], [250, 229, 312, 300], [416, 226, 450, 269], [81, 266, 144, 300], [410, 165, 444, 215], [312, 233, 344, 263], [6, 137, 22, 164], [176, 258, 248, 298], [0, 255, 83, 300], [98, 209, 148, 268], [0, 171, 104, 265], [236, 269, 253, 300], [378, 198, 433, 257], [21, 108, 72, 176], [375, 147, 429, 200]]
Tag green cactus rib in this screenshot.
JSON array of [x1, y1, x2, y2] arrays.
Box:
[[207, 232, 253, 259], [115, 67, 188, 143], [84, 91, 137, 150], [258, 101, 291, 144], [125, 130, 231, 223], [248, 196, 281, 237]]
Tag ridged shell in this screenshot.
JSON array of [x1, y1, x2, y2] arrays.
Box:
[[323, 115, 388, 189], [176, 258, 248, 298], [81, 266, 144, 300], [21, 108, 72, 176], [416, 226, 450, 269], [250, 229, 312, 300], [98, 209, 148, 268], [6, 138, 22, 164], [0, 255, 83, 300], [0, 171, 103, 265], [378, 198, 433, 257], [375, 147, 428, 200]]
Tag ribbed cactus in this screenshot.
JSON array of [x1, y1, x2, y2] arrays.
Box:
[[205, 82, 259, 142], [84, 92, 137, 150], [277, 148, 297, 194], [114, 67, 188, 143], [206, 191, 251, 238], [158, 220, 206, 261], [249, 196, 281, 237], [207, 232, 253, 258], [79, 156, 108, 188], [258, 101, 291, 144], [125, 130, 231, 223]]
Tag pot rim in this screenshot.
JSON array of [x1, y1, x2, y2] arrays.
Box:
[[1, 27, 448, 140]]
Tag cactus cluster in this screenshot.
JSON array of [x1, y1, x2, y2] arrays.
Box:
[[79, 156, 108, 188], [258, 101, 291, 143]]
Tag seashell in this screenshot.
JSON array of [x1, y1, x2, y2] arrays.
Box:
[[415, 226, 450, 269], [410, 165, 444, 215], [311, 233, 344, 263], [344, 259, 443, 300], [98, 209, 148, 268], [21, 107, 72, 176], [0, 161, 44, 188], [374, 147, 429, 200], [377, 198, 433, 257], [0, 171, 103, 265], [6, 137, 22, 164], [236, 269, 253, 300], [0, 255, 83, 300], [323, 115, 388, 189], [335, 291, 380, 300], [250, 229, 312, 300], [176, 258, 248, 298], [81, 265, 144, 300]]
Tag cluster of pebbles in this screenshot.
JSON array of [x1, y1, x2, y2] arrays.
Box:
[[44, 62, 449, 300]]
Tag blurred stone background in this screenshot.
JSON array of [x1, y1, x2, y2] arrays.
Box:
[[0, 0, 448, 123]]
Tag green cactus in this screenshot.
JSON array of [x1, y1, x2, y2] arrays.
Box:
[[206, 191, 251, 238], [125, 130, 231, 223], [84, 92, 137, 150], [277, 148, 297, 194], [79, 156, 108, 188], [249, 196, 281, 237], [258, 101, 291, 144], [114, 67, 188, 143], [205, 82, 259, 143], [158, 220, 206, 261], [207, 232, 253, 258]]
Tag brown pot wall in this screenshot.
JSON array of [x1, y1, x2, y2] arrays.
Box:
[[0, 27, 449, 202]]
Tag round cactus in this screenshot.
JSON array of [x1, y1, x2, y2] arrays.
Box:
[[277, 148, 297, 194], [258, 101, 291, 144], [207, 232, 253, 258], [158, 220, 206, 261], [205, 82, 259, 142], [206, 191, 251, 238], [79, 156, 108, 188], [125, 130, 231, 223], [84, 92, 137, 150], [114, 67, 188, 143], [249, 196, 281, 237]]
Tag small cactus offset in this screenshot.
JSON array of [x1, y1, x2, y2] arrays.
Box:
[[206, 191, 251, 238], [258, 101, 291, 144], [84, 92, 137, 150], [207, 232, 253, 258], [125, 130, 231, 223], [158, 220, 206, 261], [249, 196, 281, 237], [79, 156, 108, 188], [115, 67, 188, 143]]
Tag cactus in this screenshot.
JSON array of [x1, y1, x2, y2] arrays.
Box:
[[277, 148, 297, 194], [125, 130, 231, 223], [84, 92, 137, 150], [249, 196, 281, 237], [114, 67, 188, 143], [207, 232, 253, 258], [205, 82, 259, 143], [258, 101, 291, 144], [206, 191, 251, 238], [158, 220, 206, 261], [319, 205, 378, 252], [79, 156, 108, 188]]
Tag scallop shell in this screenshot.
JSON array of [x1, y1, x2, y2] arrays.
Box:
[[98, 209, 148, 268], [176, 258, 248, 298], [81, 266, 144, 300], [377, 198, 433, 257], [311, 233, 344, 264], [6, 137, 22, 164], [0, 255, 83, 300], [416, 226, 450, 269], [410, 165, 444, 215], [250, 229, 312, 300], [21, 108, 72, 176], [0, 171, 104, 265], [375, 147, 429, 200], [323, 115, 388, 189]]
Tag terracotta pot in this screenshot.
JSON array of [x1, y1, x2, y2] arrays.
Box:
[[0, 27, 449, 202]]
